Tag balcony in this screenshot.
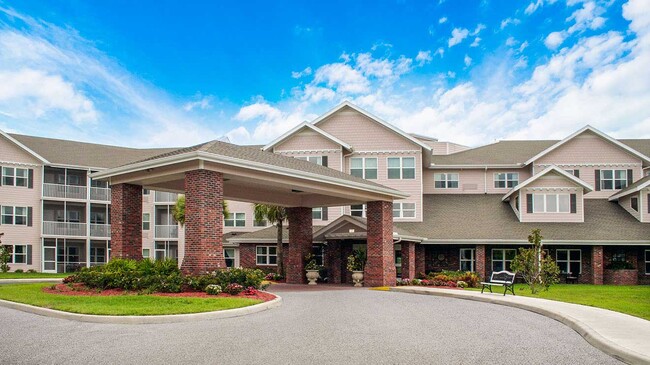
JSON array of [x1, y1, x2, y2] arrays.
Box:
[[43, 183, 87, 200], [155, 225, 178, 239], [90, 224, 111, 238], [43, 221, 87, 236], [155, 191, 179, 203], [90, 187, 111, 201]]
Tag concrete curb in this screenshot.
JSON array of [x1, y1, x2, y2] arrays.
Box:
[[0, 278, 64, 284], [0, 293, 282, 324], [391, 287, 650, 365]]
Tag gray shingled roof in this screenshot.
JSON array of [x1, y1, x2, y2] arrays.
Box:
[[611, 175, 650, 199], [395, 194, 650, 242], [9, 133, 178, 169], [619, 139, 650, 158], [226, 225, 321, 241]]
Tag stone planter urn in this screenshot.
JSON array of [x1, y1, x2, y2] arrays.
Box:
[[352, 271, 364, 287], [306, 270, 320, 285]]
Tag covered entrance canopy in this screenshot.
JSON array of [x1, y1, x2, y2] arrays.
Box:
[[91, 140, 408, 286]]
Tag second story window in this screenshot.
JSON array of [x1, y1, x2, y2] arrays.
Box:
[[631, 197, 639, 212], [494, 173, 519, 189], [142, 213, 151, 230], [2, 206, 28, 225], [532, 194, 571, 213], [312, 207, 328, 220], [225, 213, 246, 227], [387, 157, 415, 179], [2, 167, 28, 187], [393, 202, 416, 218], [434, 173, 459, 188], [295, 156, 327, 166], [599, 169, 628, 190], [350, 158, 378, 179], [350, 204, 366, 217]]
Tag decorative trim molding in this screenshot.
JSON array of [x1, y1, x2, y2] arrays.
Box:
[[535, 163, 642, 168], [0, 161, 40, 167], [275, 149, 340, 154]]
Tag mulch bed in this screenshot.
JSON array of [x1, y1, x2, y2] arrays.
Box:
[[399, 285, 464, 290], [43, 283, 276, 302]]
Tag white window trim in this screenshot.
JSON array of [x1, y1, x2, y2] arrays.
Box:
[[494, 172, 519, 189], [459, 248, 475, 272], [295, 156, 323, 165], [6, 244, 27, 264], [645, 249, 650, 275], [1, 206, 28, 226], [225, 212, 246, 227], [600, 169, 628, 190], [142, 213, 151, 230], [393, 202, 416, 219], [1, 167, 28, 187], [350, 204, 366, 218], [387, 157, 416, 180], [256, 246, 278, 266], [491, 249, 516, 272], [532, 193, 571, 214], [556, 249, 582, 274], [312, 207, 323, 220], [434, 173, 459, 189], [350, 157, 378, 180]]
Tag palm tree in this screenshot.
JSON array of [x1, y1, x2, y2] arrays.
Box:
[[253, 204, 287, 276], [172, 195, 229, 226]]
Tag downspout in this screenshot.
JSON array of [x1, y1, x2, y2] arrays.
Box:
[[342, 148, 355, 216], [484, 166, 488, 194]]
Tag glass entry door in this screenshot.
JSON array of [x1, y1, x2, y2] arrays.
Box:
[[42, 244, 57, 273]]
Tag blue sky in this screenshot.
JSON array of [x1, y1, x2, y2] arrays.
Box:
[[0, 0, 648, 147]]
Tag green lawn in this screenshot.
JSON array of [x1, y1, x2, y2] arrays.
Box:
[[0, 272, 69, 279], [0, 283, 262, 316], [469, 284, 650, 321]]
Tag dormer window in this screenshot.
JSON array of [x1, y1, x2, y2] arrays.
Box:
[[631, 197, 639, 212]]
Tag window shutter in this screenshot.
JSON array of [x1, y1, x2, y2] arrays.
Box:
[[28, 169, 34, 189], [570, 194, 577, 214], [526, 194, 533, 213], [0, 205, 2, 225], [0, 168, 2, 186], [574, 170, 580, 178], [594, 170, 601, 191], [27, 207, 33, 227], [648, 194, 650, 214], [321, 156, 328, 167], [321, 207, 328, 221], [27, 245, 32, 265], [627, 169, 633, 186]]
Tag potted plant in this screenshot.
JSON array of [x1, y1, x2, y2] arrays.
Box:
[[347, 249, 366, 287], [304, 254, 321, 285]]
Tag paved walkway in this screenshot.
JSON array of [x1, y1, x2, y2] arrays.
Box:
[[0, 285, 622, 364], [0, 278, 63, 284], [392, 286, 650, 365]]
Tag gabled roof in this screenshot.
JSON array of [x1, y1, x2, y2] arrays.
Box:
[[525, 125, 650, 166], [312, 215, 368, 240], [502, 165, 593, 201], [0, 130, 48, 163], [430, 140, 556, 167], [609, 175, 650, 201], [262, 121, 352, 151], [312, 215, 425, 242], [311, 101, 432, 151]]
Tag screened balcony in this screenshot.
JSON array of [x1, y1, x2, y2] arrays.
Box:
[[43, 167, 88, 200]]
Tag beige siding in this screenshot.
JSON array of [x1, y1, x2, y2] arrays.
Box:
[[618, 194, 641, 222], [519, 175, 584, 223], [0, 135, 42, 165], [431, 141, 470, 155], [223, 200, 257, 233], [509, 191, 521, 221], [423, 168, 532, 194], [274, 130, 341, 151]]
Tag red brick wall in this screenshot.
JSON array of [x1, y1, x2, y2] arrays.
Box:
[[592, 245, 604, 285], [180, 170, 226, 275], [110, 183, 143, 260], [286, 207, 312, 284], [239, 244, 256, 268], [415, 244, 426, 278], [475, 245, 486, 281], [401, 241, 416, 280], [326, 240, 343, 284], [365, 201, 396, 287], [604, 269, 638, 285]]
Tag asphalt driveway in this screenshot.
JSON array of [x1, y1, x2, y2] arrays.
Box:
[[0, 286, 621, 364]]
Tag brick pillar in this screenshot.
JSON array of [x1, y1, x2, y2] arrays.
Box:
[[286, 207, 312, 284], [592, 245, 604, 285], [475, 244, 487, 281], [415, 244, 426, 277], [327, 240, 343, 284], [401, 241, 416, 280], [365, 201, 396, 287], [181, 170, 226, 275], [110, 183, 143, 260]]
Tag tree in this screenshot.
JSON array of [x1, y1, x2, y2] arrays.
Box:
[[0, 233, 10, 273], [172, 195, 229, 227], [253, 204, 287, 276], [510, 229, 560, 294]]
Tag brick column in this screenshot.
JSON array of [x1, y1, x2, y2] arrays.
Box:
[[181, 170, 226, 275], [415, 244, 426, 277], [365, 201, 396, 287], [401, 241, 416, 280], [286, 207, 312, 284], [110, 183, 143, 260], [592, 245, 604, 285], [475, 244, 487, 281], [327, 240, 343, 284]]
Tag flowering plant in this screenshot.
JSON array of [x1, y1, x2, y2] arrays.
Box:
[[205, 284, 222, 295], [242, 286, 259, 296], [304, 253, 322, 271], [346, 249, 366, 272], [224, 283, 244, 295]]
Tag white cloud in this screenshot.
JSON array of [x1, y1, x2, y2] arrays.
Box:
[[470, 37, 481, 47], [448, 28, 469, 47], [505, 37, 517, 47], [567, 1, 607, 34], [525, 0, 544, 15], [415, 50, 433, 66], [471, 23, 486, 36], [500, 17, 521, 30], [183, 95, 212, 111], [544, 31, 567, 49], [434, 47, 445, 58], [291, 67, 312, 79], [464, 55, 472, 67], [439, 17, 448, 24]]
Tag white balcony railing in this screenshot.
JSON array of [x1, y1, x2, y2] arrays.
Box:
[[155, 225, 178, 239], [90, 187, 111, 201], [43, 183, 87, 200], [43, 221, 87, 236], [155, 191, 178, 203], [90, 223, 111, 238]]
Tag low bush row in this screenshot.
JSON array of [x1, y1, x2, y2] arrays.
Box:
[[397, 270, 480, 288]]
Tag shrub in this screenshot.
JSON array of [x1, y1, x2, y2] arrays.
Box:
[[346, 249, 366, 272], [27, 269, 37, 273], [14, 269, 23, 273], [242, 286, 258, 296], [265, 272, 284, 281], [187, 268, 266, 291], [511, 229, 560, 294], [457, 280, 468, 288], [224, 283, 243, 295], [424, 271, 480, 288], [0, 245, 11, 273], [205, 284, 222, 295]]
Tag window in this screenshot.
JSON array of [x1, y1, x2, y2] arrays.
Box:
[[350, 158, 378, 179], [312, 207, 323, 220], [67, 174, 80, 186], [556, 249, 581, 274], [631, 197, 639, 212], [350, 204, 366, 217], [256, 246, 277, 265], [460, 248, 475, 272], [253, 219, 268, 227], [142, 213, 151, 230], [224, 248, 237, 268], [6, 244, 27, 264], [311, 245, 324, 266], [143, 189, 150, 195], [600, 170, 628, 190], [565, 169, 580, 177], [2, 167, 28, 187], [90, 246, 106, 264], [1, 206, 27, 225], [67, 211, 80, 223], [532, 194, 571, 213], [295, 156, 324, 165], [395, 244, 402, 278], [492, 249, 516, 272], [494, 173, 519, 189], [90, 211, 105, 224], [142, 248, 150, 259], [645, 250, 649, 275], [387, 157, 415, 179], [434, 173, 459, 189], [225, 213, 246, 227], [393, 202, 416, 218], [611, 251, 626, 262]]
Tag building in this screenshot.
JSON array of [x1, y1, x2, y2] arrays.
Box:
[[1, 101, 649, 284]]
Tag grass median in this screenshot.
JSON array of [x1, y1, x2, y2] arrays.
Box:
[[0, 272, 69, 279], [0, 283, 262, 316]]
